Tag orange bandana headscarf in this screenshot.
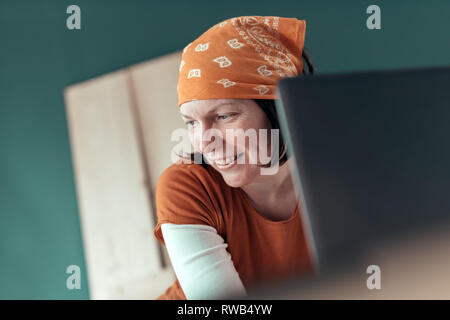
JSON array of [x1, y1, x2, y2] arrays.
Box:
[[177, 16, 306, 107]]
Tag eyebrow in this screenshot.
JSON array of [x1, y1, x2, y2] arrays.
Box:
[[179, 102, 237, 119]]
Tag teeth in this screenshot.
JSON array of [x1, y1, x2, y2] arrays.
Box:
[[215, 155, 237, 166]]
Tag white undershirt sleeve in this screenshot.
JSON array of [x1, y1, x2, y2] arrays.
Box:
[[161, 223, 248, 300]]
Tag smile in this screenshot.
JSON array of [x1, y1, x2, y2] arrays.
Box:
[[212, 153, 244, 170]]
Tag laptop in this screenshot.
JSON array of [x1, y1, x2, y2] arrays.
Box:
[[271, 66, 450, 280]]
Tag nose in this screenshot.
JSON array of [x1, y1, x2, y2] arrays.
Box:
[[199, 131, 216, 155], [193, 121, 211, 154], [199, 139, 209, 154], [196, 122, 222, 155]]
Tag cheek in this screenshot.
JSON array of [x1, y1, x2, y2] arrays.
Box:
[[237, 119, 271, 161]]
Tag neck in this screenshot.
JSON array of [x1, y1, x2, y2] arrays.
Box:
[[240, 158, 297, 205]]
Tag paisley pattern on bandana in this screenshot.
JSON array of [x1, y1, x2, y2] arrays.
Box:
[[177, 16, 306, 107]]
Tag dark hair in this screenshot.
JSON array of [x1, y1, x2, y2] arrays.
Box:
[[176, 48, 315, 168]]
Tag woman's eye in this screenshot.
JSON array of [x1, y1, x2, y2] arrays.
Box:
[[185, 120, 196, 127], [217, 114, 230, 120]]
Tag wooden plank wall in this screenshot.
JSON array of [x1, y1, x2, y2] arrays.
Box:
[[64, 51, 185, 299]]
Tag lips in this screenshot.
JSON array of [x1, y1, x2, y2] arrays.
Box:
[[215, 154, 238, 166], [207, 152, 244, 169]]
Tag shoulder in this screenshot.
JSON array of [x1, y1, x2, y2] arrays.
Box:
[[155, 163, 226, 234], [156, 163, 220, 194]]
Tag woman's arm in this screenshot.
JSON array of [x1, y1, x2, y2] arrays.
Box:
[[161, 223, 247, 300]]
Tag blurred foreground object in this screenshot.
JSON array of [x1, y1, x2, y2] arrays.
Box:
[[247, 66, 450, 299]]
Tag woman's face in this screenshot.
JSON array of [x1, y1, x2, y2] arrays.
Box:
[[179, 98, 273, 187]]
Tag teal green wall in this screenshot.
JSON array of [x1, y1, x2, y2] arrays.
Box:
[[0, 0, 449, 299]]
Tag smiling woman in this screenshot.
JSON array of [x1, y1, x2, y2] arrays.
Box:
[[178, 99, 291, 171], [153, 15, 315, 300]]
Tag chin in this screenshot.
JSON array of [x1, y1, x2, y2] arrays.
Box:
[[222, 176, 246, 188], [217, 166, 256, 188]]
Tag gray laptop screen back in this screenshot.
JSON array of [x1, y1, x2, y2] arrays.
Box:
[[276, 67, 450, 272]]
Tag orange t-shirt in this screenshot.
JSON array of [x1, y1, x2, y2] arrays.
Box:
[[153, 163, 313, 300]]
